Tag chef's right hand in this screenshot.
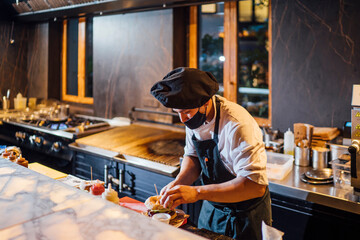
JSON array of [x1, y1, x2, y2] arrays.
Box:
[[160, 180, 177, 196]]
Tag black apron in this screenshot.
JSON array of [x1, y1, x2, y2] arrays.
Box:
[[193, 97, 272, 240]]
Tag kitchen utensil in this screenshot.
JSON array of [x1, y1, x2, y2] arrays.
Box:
[[300, 173, 333, 185], [14, 93, 27, 110], [152, 213, 171, 224], [305, 168, 333, 181], [28, 98, 37, 109], [2, 96, 10, 110], [312, 147, 330, 169], [294, 146, 310, 166]]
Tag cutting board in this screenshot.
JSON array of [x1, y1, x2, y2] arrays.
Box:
[[76, 124, 186, 166], [29, 163, 68, 179]]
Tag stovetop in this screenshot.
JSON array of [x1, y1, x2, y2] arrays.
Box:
[[18, 115, 108, 131]]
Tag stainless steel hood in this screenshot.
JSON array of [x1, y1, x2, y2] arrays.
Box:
[[9, 0, 225, 22]]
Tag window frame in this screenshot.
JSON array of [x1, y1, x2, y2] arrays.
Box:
[[61, 17, 94, 104], [189, 2, 272, 126]]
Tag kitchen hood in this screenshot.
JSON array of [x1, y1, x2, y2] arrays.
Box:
[[6, 0, 224, 22]]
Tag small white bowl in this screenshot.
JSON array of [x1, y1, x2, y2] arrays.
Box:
[[152, 213, 171, 224]]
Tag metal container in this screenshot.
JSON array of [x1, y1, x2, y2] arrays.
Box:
[[294, 146, 310, 166], [2, 96, 10, 110], [312, 147, 330, 169]]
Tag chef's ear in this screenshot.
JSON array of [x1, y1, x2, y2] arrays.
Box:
[[203, 98, 212, 108]]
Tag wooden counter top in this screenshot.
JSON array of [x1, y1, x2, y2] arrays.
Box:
[[0, 158, 205, 240]]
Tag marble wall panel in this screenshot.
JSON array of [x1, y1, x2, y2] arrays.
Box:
[[27, 22, 49, 100], [0, 21, 28, 107], [93, 10, 173, 120], [272, 0, 360, 131]]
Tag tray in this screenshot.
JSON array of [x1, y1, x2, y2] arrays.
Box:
[[304, 168, 333, 181], [300, 173, 333, 185]]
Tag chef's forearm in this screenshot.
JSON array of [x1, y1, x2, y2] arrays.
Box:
[[195, 177, 266, 203], [174, 155, 201, 186]]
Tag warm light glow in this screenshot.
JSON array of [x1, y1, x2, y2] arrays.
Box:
[[219, 56, 225, 62]]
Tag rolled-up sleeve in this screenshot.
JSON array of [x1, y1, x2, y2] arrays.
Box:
[[226, 122, 268, 185]]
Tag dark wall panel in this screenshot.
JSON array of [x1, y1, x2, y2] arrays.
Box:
[[0, 21, 28, 107], [28, 22, 48, 100], [272, 0, 360, 131], [93, 10, 173, 119]]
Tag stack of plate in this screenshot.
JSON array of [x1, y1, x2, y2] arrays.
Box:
[[300, 168, 333, 185]]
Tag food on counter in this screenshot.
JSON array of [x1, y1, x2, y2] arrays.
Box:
[[15, 155, 28, 168], [144, 195, 177, 220], [102, 183, 119, 204], [79, 180, 92, 191], [90, 180, 105, 196], [1, 149, 11, 159], [0, 146, 21, 158], [152, 213, 171, 224], [8, 153, 16, 162], [79, 179, 104, 192]]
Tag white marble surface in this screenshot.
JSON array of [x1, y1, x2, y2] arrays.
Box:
[[0, 158, 205, 240]]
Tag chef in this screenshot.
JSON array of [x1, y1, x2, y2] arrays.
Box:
[[150, 67, 271, 240]]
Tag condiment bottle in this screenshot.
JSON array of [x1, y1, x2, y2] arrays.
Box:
[[102, 183, 119, 204], [284, 128, 295, 156]]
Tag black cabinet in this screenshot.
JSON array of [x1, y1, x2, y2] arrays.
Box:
[[73, 152, 117, 183], [270, 192, 360, 240], [120, 164, 174, 202]]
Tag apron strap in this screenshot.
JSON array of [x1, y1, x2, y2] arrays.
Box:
[[213, 96, 221, 142]]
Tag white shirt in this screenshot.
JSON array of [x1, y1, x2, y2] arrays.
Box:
[[184, 95, 268, 186]]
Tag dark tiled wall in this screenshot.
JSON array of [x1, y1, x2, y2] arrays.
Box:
[[272, 0, 360, 131], [93, 10, 173, 119], [0, 21, 28, 107]]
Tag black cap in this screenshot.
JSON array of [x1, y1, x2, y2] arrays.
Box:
[[150, 67, 219, 109]]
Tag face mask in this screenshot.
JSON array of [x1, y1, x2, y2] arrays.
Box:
[[184, 107, 207, 130]]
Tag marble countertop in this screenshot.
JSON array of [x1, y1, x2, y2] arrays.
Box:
[[0, 159, 206, 240]]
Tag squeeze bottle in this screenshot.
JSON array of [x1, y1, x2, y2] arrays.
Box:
[[284, 128, 294, 156]]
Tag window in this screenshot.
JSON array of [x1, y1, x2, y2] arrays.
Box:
[[62, 17, 93, 104], [189, 1, 271, 125]]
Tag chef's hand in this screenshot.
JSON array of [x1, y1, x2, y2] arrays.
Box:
[[160, 185, 199, 209], [160, 180, 177, 196]]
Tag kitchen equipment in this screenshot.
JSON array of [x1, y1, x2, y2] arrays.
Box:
[[304, 168, 333, 181], [28, 98, 37, 109], [312, 147, 330, 169], [2, 96, 10, 110], [331, 158, 352, 189], [0, 111, 116, 173], [300, 173, 333, 185], [75, 124, 185, 168], [294, 146, 310, 166], [328, 143, 349, 162], [347, 84, 360, 196], [14, 93, 27, 110], [266, 152, 293, 180]]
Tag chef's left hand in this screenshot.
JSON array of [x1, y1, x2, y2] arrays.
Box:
[[160, 185, 199, 209]]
